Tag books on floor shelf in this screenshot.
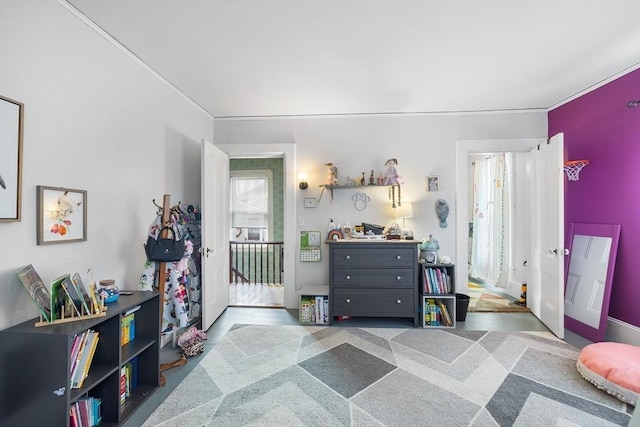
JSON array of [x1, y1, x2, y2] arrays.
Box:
[[299, 295, 329, 324]]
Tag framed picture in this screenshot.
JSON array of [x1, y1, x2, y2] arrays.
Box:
[[37, 186, 87, 245], [426, 175, 440, 192], [0, 95, 24, 222]]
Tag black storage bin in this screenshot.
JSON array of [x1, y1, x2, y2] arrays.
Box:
[[456, 293, 470, 322]]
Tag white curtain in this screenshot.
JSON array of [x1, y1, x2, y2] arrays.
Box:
[[469, 153, 512, 287]]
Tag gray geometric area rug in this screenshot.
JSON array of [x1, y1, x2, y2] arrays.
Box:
[[143, 325, 633, 427]]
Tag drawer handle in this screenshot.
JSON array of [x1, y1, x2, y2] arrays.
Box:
[[396, 299, 402, 304], [345, 255, 351, 260], [346, 275, 351, 280], [396, 255, 401, 260], [346, 298, 351, 303], [396, 275, 402, 280]]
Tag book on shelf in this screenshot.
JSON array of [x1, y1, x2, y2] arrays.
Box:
[[121, 312, 136, 346], [300, 296, 311, 323], [16, 264, 52, 322], [60, 274, 83, 317], [437, 300, 453, 326], [323, 297, 329, 323], [130, 356, 139, 391], [69, 404, 79, 427], [120, 366, 127, 404], [77, 331, 99, 388], [71, 272, 93, 315], [70, 331, 89, 381], [50, 274, 71, 321], [315, 296, 325, 324]]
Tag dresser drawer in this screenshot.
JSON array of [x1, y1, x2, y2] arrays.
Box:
[[332, 247, 416, 268], [332, 288, 415, 317], [331, 267, 415, 288]]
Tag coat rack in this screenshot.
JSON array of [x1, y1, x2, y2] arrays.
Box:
[[155, 194, 187, 386]]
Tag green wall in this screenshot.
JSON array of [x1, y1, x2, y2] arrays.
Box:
[[230, 158, 284, 241]]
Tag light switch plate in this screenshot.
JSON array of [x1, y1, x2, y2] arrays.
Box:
[[304, 197, 317, 208]]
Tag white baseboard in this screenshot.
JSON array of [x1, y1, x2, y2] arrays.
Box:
[[605, 317, 640, 345]]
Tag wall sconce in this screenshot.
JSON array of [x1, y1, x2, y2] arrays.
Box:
[[298, 173, 308, 190]]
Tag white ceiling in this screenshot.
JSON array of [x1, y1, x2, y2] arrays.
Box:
[[67, 0, 640, 118]]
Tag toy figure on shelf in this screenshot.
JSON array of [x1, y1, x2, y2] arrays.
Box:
[[383, 158, 404, 186]]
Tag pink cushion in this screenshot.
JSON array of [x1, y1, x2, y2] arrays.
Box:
[[577, 342, 640, 406]]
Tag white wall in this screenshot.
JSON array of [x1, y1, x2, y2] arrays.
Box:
[[215, 112, 547, 292], [0, 1, 213, 330]]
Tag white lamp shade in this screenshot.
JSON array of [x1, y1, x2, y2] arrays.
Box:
[[394, 202, 413, 219]]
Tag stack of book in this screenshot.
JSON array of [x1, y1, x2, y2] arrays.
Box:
[[424, 298, 454, 327], [16, 265, 102, 324], [69, 329, 100, 389], [121, 305, 140, 346], [120, 357, 139, 405], [69, 396, 101, 427], [422, 267, 451, 294], [300, 295, 329, 324]]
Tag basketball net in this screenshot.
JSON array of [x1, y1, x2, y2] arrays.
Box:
[[564, 160, 589, 181]]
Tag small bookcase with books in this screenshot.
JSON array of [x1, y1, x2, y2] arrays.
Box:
[[419, 262, 456, 328], [298, 285, 329, 325], [0, 291, 160, 427]]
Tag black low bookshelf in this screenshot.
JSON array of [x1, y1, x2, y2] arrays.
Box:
[[0, 291, 160, 427]]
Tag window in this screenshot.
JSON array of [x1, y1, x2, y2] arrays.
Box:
[[230, 170, 273, 241]]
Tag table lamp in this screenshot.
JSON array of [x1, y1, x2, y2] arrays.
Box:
[[394, 202, 413, 239]]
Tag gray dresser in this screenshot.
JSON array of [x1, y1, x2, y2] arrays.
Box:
[[328, 240, 419, 327]]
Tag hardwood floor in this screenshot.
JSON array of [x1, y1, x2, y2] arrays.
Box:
[[228, 282, 284, 307]]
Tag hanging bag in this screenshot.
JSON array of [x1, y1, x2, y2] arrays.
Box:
[[144, 225, 186, 262]]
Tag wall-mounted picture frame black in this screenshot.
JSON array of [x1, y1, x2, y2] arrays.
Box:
[[0, 95, 24, 222], [37, 186, 87, 245]]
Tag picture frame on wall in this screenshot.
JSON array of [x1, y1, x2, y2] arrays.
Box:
[[426, 175, 440, 192], [37, 186, 87, 245], [0, 95, 24, 222]]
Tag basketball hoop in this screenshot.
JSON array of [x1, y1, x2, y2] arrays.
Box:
[[564, 160, 589, 181]]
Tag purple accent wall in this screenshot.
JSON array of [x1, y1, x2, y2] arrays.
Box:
[[549, 68, 640, 328]]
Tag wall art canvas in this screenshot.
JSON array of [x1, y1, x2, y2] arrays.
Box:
[[37, 186, 87, 244], [0, 95, 24, 222]]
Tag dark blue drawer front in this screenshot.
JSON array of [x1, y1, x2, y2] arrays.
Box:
[[331, 268, 415, 287], [332, 288, 415, 317], [332, 247, 415, 267]]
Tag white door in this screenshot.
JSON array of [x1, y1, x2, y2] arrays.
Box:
[[528, 133, 564, 338], [201, 139, 229, 331]]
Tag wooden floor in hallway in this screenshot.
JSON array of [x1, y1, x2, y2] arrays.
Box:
[[228, 282, 284, 307]]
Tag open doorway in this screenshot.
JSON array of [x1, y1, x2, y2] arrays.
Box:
[[228, 158, 285, 308], [467, 153, 529, 313], [455, 139, 543, 311]]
